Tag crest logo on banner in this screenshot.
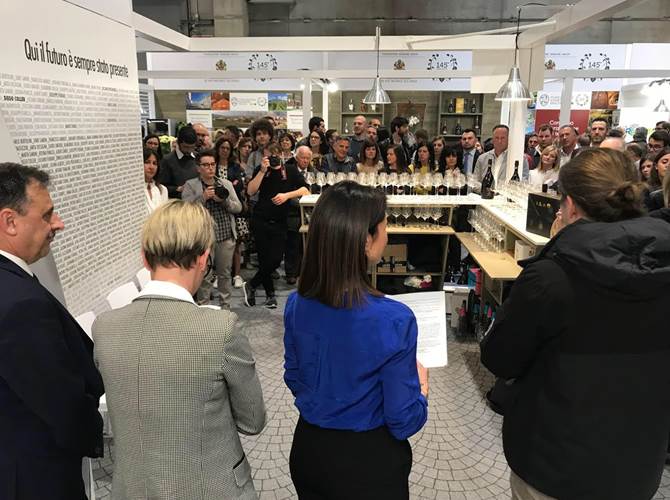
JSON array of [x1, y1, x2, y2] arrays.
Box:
[[393, 59, 406, 70], [215, 59, 227, 71], [248, 53, 278, 81], [427, 53, 459, 82], [578, 52, 611, 82]]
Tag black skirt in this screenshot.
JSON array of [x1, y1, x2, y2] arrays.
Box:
[[289, 416, 413, 500]]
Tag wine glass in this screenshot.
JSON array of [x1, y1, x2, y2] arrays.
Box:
[[389, 173, 399, 195], [335, 172, 346, 184], [305, 172, 315, 193], [316, 172, 326, 194], [347, 172, 358, 183], [402, 206, 413, 227]]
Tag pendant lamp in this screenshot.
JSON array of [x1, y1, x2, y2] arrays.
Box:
[[495, 7, 532, 102], [363, 26, 391, 105]]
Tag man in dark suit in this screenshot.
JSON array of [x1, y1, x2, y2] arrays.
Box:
[[0, 163, 104, 500], [457, 128, 481, 175]]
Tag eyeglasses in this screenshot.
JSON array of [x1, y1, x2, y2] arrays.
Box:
[[199, 162, 216, 168]]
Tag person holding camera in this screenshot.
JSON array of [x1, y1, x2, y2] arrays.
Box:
[[182, 149, 242, 308], [245, 143, 309, 308]]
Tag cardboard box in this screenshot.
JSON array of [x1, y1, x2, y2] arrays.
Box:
[[382, 243, 408, 262], [526, 192, 560, 238], [455, 97, 465, 114]]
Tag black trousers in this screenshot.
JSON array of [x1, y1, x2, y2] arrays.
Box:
[[290, 417, 412, 500], [250, 216, 287, 296], [284, 229, 303, 279]]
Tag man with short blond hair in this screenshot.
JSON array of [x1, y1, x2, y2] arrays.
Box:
[[93, 199, 266, 500]]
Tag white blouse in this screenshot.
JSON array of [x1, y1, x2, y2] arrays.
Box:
[[145, 181, 168, 214], [529, 168, 559, 189]]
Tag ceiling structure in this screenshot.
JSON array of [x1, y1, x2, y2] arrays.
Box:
[[132, 0, 670, 43]]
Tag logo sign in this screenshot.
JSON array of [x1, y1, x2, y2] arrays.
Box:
[[229, 92, 268, 112], [578, 52, 611, 82], [248, 53, 278, 81], [427, 52, 459, 82], [215, 59, 227, 71]]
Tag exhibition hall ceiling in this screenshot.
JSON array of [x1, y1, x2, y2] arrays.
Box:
[[132, 0, 670, 43]]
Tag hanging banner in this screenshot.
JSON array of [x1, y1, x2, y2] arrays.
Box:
[[186, 110, 213, 128], [543, 44, 626, 92]]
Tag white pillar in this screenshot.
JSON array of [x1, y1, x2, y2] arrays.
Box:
[[559, 77, 573, 127], [500, 101, 511, 126], [322, 89, 329, 129], [507, 101, 527, 178], [302, 79, 312, 136]]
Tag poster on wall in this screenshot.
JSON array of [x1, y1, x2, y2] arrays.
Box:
[[186, 92, 211, 110], [186, 110, 213, 128], [230, 92, 268, 112], [211, 92, 230, 110], [534, 110, 590, 134], [0, 0, 143, 314], [287, 110, 303, 131], [590, 91, 619, 110]]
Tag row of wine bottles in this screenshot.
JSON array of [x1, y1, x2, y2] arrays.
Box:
[[480, 159, 521, 200]]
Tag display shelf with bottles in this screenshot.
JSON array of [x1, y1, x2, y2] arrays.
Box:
[[437, 91, 484, 138], [339, 91, 386, 134]]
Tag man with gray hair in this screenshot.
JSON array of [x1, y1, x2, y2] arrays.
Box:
[[558, 125, 579, 166], [284, 145, 313, 284]]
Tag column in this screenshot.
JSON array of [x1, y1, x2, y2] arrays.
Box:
[[213, 0, 248, 37]]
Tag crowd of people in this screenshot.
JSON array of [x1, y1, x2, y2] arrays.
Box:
[[140, 114, 670, 310], [2, 109, 670, 500]]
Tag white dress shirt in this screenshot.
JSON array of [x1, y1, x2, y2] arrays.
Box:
[[529, 168, 560, 189], [0, 249, 33, 276], [138, 280, 196, 304], [145, 181, 168, 214]]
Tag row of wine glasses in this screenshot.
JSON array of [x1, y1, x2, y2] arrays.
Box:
[[386, 206, 447, 227], [468, 208, 506, 253], [304, 171, 476, 196], [495, 180, 534, 218]]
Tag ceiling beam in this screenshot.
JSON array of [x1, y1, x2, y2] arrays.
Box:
[[518, 0, 646, 48], [133, 12, 190, 52], [139, 69, 474, 79]]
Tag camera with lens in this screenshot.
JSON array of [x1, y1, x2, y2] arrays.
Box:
[[269, 155, 282, 168], [213, 177, 229, 200]]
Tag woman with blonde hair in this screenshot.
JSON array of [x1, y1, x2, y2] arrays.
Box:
[[481, 148, 670, 500], [529, 144, 560, 188]]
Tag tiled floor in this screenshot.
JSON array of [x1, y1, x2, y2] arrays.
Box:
[[92, 272, 670, 499]]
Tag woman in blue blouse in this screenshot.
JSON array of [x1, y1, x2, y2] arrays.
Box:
[[284, 181, 429, 500]]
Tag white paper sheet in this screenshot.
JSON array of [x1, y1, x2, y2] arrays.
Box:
[[390, 291, 448, 368]]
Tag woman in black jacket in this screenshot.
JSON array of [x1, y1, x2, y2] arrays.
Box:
[[481, 148, 670, 500]]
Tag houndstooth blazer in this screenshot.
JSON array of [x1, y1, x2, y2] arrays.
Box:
[[93, 295, 266, 500]]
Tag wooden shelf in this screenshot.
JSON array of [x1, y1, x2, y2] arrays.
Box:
[[440, 113, 483, 116], [387, 225, 455, 235], [300, 224, 454, 235], [376, 271, 443, 276], [456, 232, 522, 281]]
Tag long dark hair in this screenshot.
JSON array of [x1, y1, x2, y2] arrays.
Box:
[[414, 142, 436, 171], [214, 137, 238, 167], [143, 134, 163, 162], [143, 148, 161, 188], [308, 130, 328, 155], [387, 144, 410, 173], [649, 147, 670, 191], [358, 139, 381, 165], [442, 146, 461, 172], [299, 181, 386, 308]]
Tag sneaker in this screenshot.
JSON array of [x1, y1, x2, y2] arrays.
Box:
[[233, 275, 244, 288], [271, 270, 280, 280], [242, 282, 256, 307], [264, 296, 278, 309]]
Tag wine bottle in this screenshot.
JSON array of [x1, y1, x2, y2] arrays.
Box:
[[454, 122, 462, 135], [481, 159, 495, 199], [510, 160, 520, 182], [441, 123, 448, 135], [470, 99, 477, 113], [348, 98, 354, 111], [473, 116, 481, 136], [344, 121, 350, 134], [447, 99, 455, 113]]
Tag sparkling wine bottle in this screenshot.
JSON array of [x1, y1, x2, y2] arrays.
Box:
[[481, 159, 495, 199]]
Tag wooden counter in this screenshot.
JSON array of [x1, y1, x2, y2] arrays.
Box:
[[456, 233, 522, 281]]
